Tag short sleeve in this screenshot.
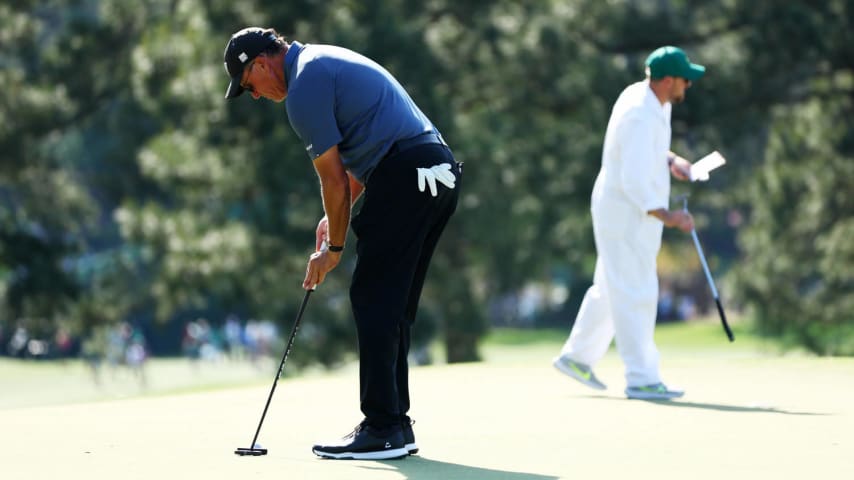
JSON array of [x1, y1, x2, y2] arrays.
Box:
[[286, 62, 343, 159]]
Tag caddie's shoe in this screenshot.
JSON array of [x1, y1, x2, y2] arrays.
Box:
[[402, 418, 418, 455], [552, 355, 607, 390], [625, 383, 685, 400], [312, 422, 408, 460]]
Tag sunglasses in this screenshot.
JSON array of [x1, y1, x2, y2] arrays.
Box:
[[240, 60, 257, 94]]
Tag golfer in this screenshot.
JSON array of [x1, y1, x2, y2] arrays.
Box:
[[223, 27, 461, 459], [553, 46, 704, 400]]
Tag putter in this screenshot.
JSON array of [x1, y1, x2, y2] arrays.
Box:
[[680, 196, 735, 342], [234, 287, 314, 456]]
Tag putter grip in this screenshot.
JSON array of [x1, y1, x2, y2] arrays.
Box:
[[715, 298, 735, 342]]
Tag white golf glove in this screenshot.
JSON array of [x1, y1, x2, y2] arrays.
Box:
[[416, 164, 456, 197]]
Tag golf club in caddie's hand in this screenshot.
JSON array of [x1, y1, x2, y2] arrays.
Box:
[[234, 244, 324, 457], [680, 196, 735, 342]]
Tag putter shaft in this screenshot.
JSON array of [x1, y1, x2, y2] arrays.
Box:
[[690, 229, 719, 299], [235, 288, 314, 456], [682, 196, 734, 342]]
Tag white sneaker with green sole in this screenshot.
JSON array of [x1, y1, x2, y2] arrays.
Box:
[[625, 383, 684, 400]]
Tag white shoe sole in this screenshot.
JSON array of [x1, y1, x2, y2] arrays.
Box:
[[313, 446, 408, 460], [625, 390, 685, 400], [552, 358, 607, 390]]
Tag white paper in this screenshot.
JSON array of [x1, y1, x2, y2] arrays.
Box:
[[690, 151, 726, 182]]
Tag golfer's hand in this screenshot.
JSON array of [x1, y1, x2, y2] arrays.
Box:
[[303, 247, 341, 290], [670, 156, 692, 181], [417, 164, 456, 196], [315, 216, 329, 252], [666, 210, 695, 233]]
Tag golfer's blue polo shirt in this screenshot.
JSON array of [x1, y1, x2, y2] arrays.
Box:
[[284, 41, 437, 183]]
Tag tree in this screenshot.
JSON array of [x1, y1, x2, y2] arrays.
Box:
[[3, 0, 851, 361], [727, 1, 854, 354]]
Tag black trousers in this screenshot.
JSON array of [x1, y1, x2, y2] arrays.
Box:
[[349, 143, 460, 428]]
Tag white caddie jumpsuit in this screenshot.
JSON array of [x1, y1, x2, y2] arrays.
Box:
[[560, 80, 672, 387]]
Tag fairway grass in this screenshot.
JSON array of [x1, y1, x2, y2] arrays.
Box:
[[3, 321, 853, 479], [0, 356, 285, 410]]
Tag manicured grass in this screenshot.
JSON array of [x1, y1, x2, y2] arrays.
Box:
[[0, 316, 810, 411], [0, 356, 281, 410], [3, 327, 852, 480], [483, 315, 781, 352]]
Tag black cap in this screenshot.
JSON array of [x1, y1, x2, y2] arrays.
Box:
[[223, 27, 278, 99]]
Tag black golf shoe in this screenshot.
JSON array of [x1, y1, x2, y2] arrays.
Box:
[[403, 419, 418, 455], [312, 422, 408, 460]]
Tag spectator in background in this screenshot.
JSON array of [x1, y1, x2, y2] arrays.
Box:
[[182, 318, 207, 363], [6, 327, 29, 358], [678, 295, 697, 320], [657, 285, 676, 322], [125, 326, 148, 387], [223, 314, 244, 361], [53, 327, 76, 358]]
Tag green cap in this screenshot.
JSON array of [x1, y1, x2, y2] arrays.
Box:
[[645, 46, 705, 81]]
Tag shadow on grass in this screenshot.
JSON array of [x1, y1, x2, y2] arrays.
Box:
[[359, 456, 559, 480], [588, 395, 828, 416], [634, 399, 828, 416]]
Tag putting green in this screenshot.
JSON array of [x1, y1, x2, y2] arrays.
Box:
[[2, 328, 852, 479]]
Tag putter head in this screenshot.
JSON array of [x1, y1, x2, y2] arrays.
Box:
[[234, 447, 268, 456]]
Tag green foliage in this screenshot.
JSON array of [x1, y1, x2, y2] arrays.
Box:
[[2, 0, 852, 361], [728, 1, 854, 355], [735, 100, 854, 355]]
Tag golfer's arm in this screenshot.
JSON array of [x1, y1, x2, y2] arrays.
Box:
[[348, 172, 364, 204], [313, 145, 350, 248]]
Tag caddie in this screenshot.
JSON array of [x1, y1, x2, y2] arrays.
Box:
[[553, 46, 704, 400]]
